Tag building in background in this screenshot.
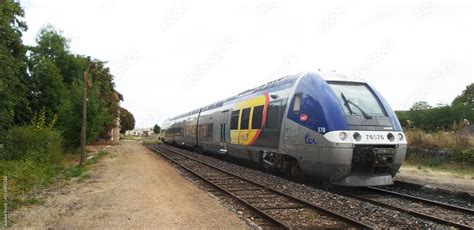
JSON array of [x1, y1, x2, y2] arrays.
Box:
[[125, 127, 154, 137]]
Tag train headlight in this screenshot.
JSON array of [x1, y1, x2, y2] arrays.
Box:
[[397, 133, 404, 141], [339, 132, 347, 140], [387, 133, 395, 142], [353, 132, 361, 141]]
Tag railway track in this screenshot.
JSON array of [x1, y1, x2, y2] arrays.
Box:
[[340, 186, 474, 229], [147, 143, 373, 229]]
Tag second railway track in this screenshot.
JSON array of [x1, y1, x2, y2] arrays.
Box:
[[339, 186, 474, 229], [147, 143, 372, 229]]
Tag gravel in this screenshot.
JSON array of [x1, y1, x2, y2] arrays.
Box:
[[381, 182, 474, 209], [158, 144, 450, 229]]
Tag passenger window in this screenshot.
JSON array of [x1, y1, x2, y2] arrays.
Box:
[[293, 94, 301, 113], [230, 110, 240, 130], [265, 101, 281, 130], [240, 108, 251, 129], [198, 124, 207, 137], [251, 105, 264, 129]]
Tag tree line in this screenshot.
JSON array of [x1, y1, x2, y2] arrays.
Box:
[[1, 1, 134, 151], [1, 2, 136, 221], [396, 83, 473, 132]]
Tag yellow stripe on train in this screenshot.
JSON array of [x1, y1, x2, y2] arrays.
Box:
[[230, 92, 270, 145]]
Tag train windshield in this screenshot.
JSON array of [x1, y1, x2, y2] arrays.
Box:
[[328, 82, 385, 117]]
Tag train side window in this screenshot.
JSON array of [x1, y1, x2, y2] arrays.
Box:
[[198, 124, 207, 137], [230, 110, 240, 130], [293, 94, 301, 113], [240, 108, 250, 129], [265, 101, 281, 130], [251, 105, 264, 129]]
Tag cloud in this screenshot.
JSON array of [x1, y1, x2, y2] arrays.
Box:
[[20, 0, 473, 127]]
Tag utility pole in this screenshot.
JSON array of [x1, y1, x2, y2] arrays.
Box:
[[80, 62, 91, 167]]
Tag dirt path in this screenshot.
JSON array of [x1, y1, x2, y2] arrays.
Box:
[[396, 165, 474, 195], [10, 141, 249, 229]]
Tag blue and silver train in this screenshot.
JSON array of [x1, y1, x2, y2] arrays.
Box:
[[160, 72, 407, 186]]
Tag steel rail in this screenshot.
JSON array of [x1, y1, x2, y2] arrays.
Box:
[[342, 192, 473, 230], [367, 186, 474, 215], [148, 145, 289, 229], [150, 144, 373, 229]]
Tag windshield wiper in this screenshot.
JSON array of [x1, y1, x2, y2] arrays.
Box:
[[340, 92, 355, 115], [340, 92, 373, 119]]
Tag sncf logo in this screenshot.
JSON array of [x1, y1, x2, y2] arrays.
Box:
[[299, 113, 308, 122]]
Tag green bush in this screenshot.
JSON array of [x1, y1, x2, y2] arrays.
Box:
[[0, 159, 61, 195], [452, 148, 474, 165], [1, 126, 63, 164], [0, 112, 66, 226]]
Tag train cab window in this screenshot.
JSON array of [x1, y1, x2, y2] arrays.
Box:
[[251, 105, 264, 129], [293, 94, 301, 113], [230, 110, 240, 130], [240, 108, 250, 129]]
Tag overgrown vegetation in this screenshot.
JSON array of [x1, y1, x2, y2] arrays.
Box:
[[396, 83, 474, 174], [0, 1, 132, 225], [0, 112, 64, 224]]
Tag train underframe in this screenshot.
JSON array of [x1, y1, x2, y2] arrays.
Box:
[[162, 138, 405, 187]]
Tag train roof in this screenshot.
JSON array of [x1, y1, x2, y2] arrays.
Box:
[[308, 71, 366, 83], [166, 71, 364, 121]]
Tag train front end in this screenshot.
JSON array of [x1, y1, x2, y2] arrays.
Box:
[[288, 73, 407, 186]]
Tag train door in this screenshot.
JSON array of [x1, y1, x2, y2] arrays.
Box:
[[219, 110, 229, 153], [284, 93, 301, 145]]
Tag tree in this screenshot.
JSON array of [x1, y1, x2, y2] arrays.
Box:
[[397, 83, 474, 131], [29, 25, 85, 84], [153, 124, 161, 134], [453, 83, 474, 106], [28, 26, 121, 146], [0, 0, 31, 139], [89, 60, 120, 140], [28, 56, 66, 121], [410, 101, 432, 111], [119, 107, 135, 134]]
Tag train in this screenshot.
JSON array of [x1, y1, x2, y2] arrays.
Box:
[[159, 72, 407, 186]]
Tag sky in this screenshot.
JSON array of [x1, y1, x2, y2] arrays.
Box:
[[19, 0, 473, 128]]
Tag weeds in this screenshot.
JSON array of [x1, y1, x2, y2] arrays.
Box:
[[405, 128, 473, 150], [405, 156, 474, 177], [85, 157, 98, 165], [405, 128, 474, 173], [98, 150, 108, 157], [65, 166, 87, 179], [79, 174, 91, 182]]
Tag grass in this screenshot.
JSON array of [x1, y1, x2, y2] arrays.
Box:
[[85, 157, 98, 165], [403, 156, 474, 178], [123, 135, 142, 141], [405, 129, 474, 149], [403, 129, 474, 178], [0, 148, 110, 226], [65, 165, 87, 179], [142, 139, 160, 145], [98, 150, 109, 157], [78, 174, 91, 182]]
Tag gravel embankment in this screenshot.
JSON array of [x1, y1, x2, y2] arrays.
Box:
[[161, 144, 449, 229]]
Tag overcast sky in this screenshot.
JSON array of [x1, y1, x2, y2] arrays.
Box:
[[20, 0, 473, 128]]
